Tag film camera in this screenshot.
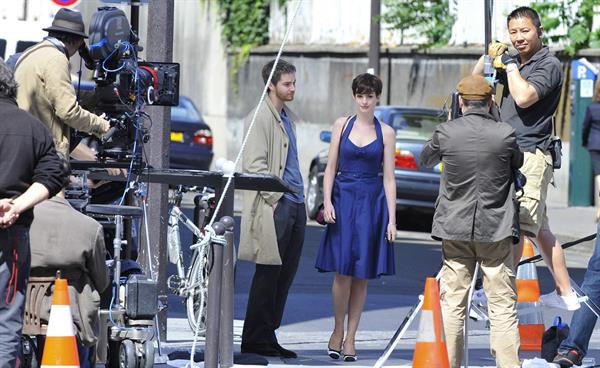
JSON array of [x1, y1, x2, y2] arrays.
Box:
[[78, 6, 180, 162]]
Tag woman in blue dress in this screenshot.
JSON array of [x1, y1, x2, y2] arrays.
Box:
[[315, 73, 396, 361]]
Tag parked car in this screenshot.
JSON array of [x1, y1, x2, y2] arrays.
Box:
[[73, 80, 213, 170], [306, 106, 446, 221], [169, 96, 213, 170]]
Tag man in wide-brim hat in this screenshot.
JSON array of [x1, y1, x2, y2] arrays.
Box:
[[13, 7, 109, 160], [43, 7, 88, 38]]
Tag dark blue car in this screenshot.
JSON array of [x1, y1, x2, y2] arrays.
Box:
[[169, 96, 213, 170], [306, 106, 446, 222]]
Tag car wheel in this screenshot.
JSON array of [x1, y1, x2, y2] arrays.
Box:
[[306, 165, 322, 219]]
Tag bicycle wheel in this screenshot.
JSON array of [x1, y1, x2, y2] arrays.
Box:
[[186, 244, 212, 334]]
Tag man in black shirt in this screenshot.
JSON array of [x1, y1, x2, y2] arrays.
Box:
[[473, 6, 579, 311], [0, 58, 64, 366]]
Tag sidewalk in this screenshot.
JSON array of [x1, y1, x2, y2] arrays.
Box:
[[159, 202, 599, 367]]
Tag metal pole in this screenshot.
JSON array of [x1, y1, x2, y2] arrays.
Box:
[[373, 271, 443, 368], [205, 221, 225, 368], [373, 297, 424, 368], [483, 0, 494, 82], [571, 278, 600, 319], [368, 0, 381, 76], [484, 0, 492, 53], [142, 0, 174, 342], [219, 213, 235, 368], [464, 262, 481, 368], [130, 1, 140, 36]]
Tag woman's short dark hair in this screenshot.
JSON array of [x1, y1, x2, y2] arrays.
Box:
[[0, 59, 18, 99], [262, 59, 296, 86], [352, 73, 383, 97], [507, 6, 542, 30]]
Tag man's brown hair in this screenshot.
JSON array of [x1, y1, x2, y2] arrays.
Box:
[[262, 59, 296, 89]]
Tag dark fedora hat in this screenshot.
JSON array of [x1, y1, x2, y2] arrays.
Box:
[[43, 8, 87, 39]]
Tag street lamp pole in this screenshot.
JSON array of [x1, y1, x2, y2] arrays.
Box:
[[143, 0, 174, 342], [368, 0, 381, 76]]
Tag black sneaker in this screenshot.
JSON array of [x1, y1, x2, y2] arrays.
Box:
[[553, 349, 583, 368]]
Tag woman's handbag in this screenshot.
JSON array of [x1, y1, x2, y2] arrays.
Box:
[[316, 204, 327, 225]]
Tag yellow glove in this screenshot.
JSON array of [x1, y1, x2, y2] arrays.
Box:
[[493, 54, 516, 70], [488, 41, 509, 58]]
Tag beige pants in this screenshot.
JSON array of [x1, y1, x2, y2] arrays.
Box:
[[440, 238, 520, 368], [518, 149, 553, 237]]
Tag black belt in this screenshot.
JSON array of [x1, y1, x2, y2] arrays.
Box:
[[29, 268, 83, 280]]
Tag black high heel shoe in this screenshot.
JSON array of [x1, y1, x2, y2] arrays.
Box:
[[342, 352, 357, 362], [327, 334, 343, 360], [342, 342, 357, 362], [327, 346, 341, 360]]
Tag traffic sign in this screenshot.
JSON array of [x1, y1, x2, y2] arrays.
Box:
[[100, 0, 148, 4], [571, 58, 598, 81], [51, 0, 81, 6]]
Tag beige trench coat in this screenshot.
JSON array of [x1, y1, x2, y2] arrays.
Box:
[[14, 40, 107, 157], [239, 98, 300, 265]]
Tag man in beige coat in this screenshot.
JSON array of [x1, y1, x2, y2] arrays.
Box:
[[14, 8, 109, 159], [239, 59, 306, 358]]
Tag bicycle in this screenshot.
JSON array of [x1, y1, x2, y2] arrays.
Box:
[[166, 185, 216, 334]]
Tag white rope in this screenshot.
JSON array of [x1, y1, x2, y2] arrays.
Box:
[[187, 1, 304, 366]]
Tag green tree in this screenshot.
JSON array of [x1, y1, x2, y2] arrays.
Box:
[[532, 0, 600, 56], [214, 0, 286, 83], [382, 0, 455, 48]]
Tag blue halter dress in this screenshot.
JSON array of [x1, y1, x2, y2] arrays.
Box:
[[315, 116, 395, 279]]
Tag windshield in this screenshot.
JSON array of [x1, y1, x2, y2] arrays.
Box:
[[391, 112, 445, 140], [171, 98, 201, 121]]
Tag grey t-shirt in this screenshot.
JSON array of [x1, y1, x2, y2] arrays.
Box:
[[498, 46, 563, 152]]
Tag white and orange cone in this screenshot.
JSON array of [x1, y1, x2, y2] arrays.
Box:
[[40, 277, 80, 368], [412, 277, 450, 368], [516, 238, 545, 351]]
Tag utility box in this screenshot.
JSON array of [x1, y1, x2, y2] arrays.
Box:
[[569, 58, 598, 206]]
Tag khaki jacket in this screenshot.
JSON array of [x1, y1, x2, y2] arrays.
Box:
[[14, 40, 107, 157], [239, 97, 299, 265], [29, 196, 109, 346]]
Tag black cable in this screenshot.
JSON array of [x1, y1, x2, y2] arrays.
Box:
[[518, 233, 597, 266]]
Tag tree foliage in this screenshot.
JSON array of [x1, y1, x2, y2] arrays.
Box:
[[381, 0, 455, 48], [214, 0, 286, 82], [531, 0, 600, 56]]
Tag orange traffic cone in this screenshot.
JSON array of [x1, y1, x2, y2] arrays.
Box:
[[516, 238, 545, 351], [40, 276, 80, 368], [412, 277, 450, 368]]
